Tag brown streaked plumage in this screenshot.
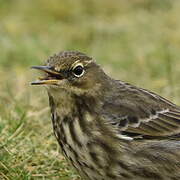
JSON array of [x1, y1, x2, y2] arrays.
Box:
[[31, 51, 180, 180]]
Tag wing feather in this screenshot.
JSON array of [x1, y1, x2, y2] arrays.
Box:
[[103, 81, 180, 140]]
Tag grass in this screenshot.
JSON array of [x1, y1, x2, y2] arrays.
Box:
[[0, 0, 180, 179]]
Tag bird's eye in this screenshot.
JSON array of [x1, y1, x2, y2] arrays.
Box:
[[72, 65, 84, 77]]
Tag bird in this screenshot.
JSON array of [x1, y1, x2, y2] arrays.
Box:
[[31, 51, 180, 180]]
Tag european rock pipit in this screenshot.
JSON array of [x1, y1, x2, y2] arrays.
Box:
[[31, 51, 180, 180]]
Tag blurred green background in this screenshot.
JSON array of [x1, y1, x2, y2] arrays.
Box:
[[0, 0, 179, 179]]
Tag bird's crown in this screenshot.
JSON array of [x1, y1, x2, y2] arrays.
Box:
[[46, 51, 93, 71]]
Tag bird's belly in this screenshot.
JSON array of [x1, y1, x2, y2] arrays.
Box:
[[52, 112, 180, 180], [52, 116, 136, 180], [53, 116, 107, 179]]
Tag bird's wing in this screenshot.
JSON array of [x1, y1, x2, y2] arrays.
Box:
[[102, 81, 180, 140]]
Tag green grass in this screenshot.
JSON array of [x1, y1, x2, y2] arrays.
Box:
[[0, 0, 180, 179]]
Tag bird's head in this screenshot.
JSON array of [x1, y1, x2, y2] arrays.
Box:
[[31, 51, 110, 96]]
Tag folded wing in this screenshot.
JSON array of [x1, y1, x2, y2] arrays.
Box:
[[102, 81, 180, 140]]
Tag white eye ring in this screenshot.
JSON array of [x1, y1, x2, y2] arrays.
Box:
[[72, 64, 85, 77]]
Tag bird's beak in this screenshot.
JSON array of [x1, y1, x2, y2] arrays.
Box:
[[31, 66, 63, 85]]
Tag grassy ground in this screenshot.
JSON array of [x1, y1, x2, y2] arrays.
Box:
[[0, 0, 180, 179]]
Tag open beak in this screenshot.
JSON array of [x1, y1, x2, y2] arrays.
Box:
[[31, 66, 63, 85]]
